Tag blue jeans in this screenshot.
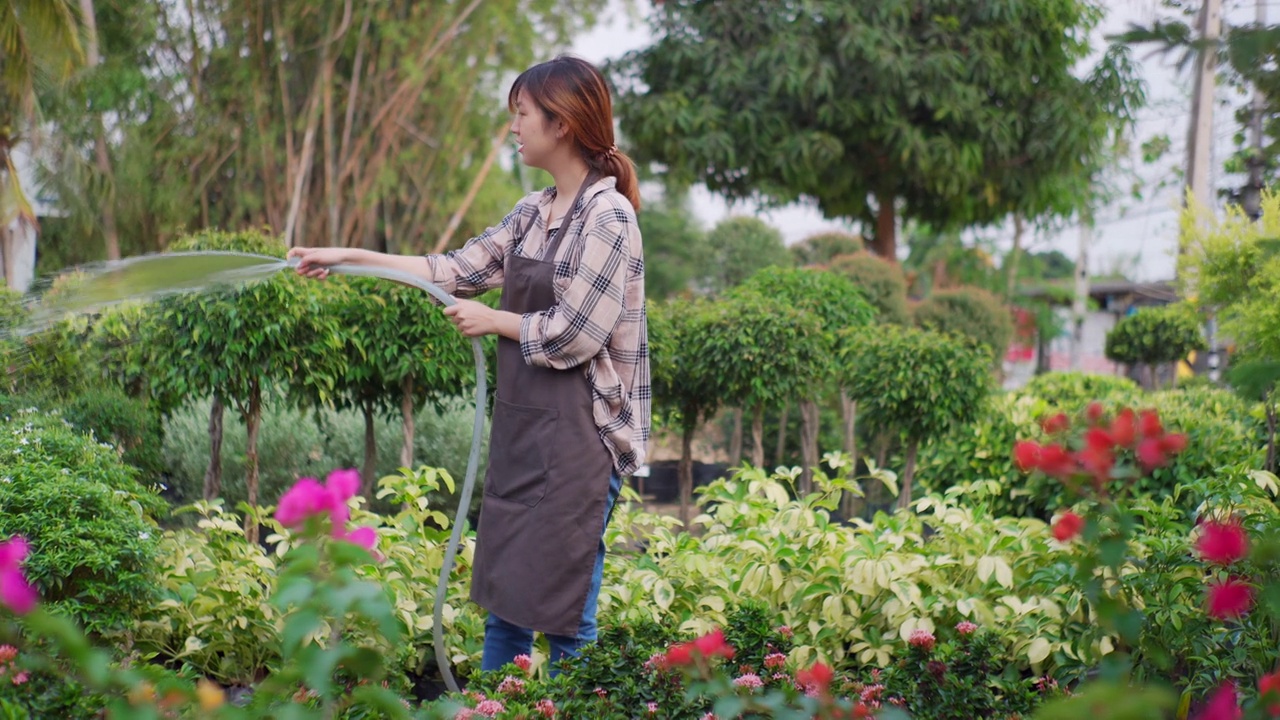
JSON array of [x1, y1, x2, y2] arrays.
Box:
[[480, 472, 624, 673]]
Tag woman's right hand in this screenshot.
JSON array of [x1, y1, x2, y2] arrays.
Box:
[[287, 246, 350, 280]]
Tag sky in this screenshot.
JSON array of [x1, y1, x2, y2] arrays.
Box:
[[568, 0, 1267, 282]]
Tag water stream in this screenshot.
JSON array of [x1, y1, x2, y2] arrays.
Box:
[[7, 251, 481, 694]]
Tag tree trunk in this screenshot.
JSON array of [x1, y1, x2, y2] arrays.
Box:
[[840, 391, 860, 520], [775, 400, 789, 466], [1005, 214, 1024, 301], [869, 189, 897, 261], [202, 396, 224, 501], [362, 400, 378, 497], [897, 439, 919, 511], [750, 405, 765, 469], [400, 376, 415, 469], [727, 408, 743, 467], [244, 385, 262, 544], [679, 422, 696, 525], [798, 399, 819, 494], [841, 390, 857, 458]]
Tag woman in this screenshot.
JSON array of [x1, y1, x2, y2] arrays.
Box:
[[288, 55, 649, 672]]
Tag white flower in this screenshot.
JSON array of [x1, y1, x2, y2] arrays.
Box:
[[19, 438, 27, 445], [61, 469, 70, 475], [138, 532, 150, 540], [1, 477, 10, 483]]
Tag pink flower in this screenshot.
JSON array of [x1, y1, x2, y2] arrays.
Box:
[[1194, 682, 1241, 720], [594, 687, 607, 699], [535, 698, 555, 718], [0, 537, 36, 615], [474, 699, 505, 717], [275, 479, 334, 528], [907, 629, 936, 652], [861, 684, 885, 701], [732, 673, 763, 689], [776, 625, 793, 639], [955, 621, 978, 635], [763, 652, 787, 669], [514, 654, 532, 673], [0, 645, 15, 663], [0, 538, 28, 568], [341, 526, 378, 552], [1207, 577, 1254, 619], [453, 710, 476, 720], [497, 676, 525, 695], [9, 672, 26, 686], [325, 469, 360, 502], [1196, 519, 1248, 565], [646, 702, 659, 714]]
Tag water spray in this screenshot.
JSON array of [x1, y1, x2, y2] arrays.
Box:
[[15, 252, 484, 694]]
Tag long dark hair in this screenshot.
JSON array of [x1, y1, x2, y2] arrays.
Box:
[[508, 55, 641, 211]]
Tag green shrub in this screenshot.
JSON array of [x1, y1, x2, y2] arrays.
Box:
[[0, 409, 163, 634], [59, 387, 166, 484], [1020, 371, 1142, 412], [1104, 304, 1206, 387], [826, 251, 911, 325], [878, 625, 1056, 720], [913, 286, 1014, 363]]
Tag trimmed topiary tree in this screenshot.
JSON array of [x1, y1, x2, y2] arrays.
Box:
[[648, 297, 727, 523], [826, 251, 911, 325], [790, 231, 864, 267], [840, 325, 992, 509], [913, 286, 1015, 365], [709, 291, 825, 470], [699, 217, 793, 295], [148, 229, 348, 541], [1104, 304, 1206, 389]]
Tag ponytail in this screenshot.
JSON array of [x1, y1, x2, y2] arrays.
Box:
[[588, 146, 641, 212]]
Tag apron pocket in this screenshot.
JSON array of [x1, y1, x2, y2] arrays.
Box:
[[486, 398, 557, 507]]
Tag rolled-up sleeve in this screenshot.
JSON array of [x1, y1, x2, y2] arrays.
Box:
[[519, 202, 634, 369], [424, 200, 534, 298]]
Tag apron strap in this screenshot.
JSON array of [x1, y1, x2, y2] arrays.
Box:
[[541, 172, 598, 262]]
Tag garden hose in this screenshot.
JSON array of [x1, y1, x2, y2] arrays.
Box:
[[293, 259, 485, 695]]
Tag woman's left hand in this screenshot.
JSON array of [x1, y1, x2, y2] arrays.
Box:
[[443, 299, 498, 337]]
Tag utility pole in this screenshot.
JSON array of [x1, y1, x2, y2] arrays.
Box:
[[1184, 0, 1223, 233], [1242, 0, 1267, 220], [1070, 218, 1091, 371]]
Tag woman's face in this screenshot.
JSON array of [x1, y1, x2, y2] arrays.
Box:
[[510, 90, 561, 170]]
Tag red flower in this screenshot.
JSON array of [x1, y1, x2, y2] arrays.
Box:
[[692, 629, 735, 660], [1109, 409, 1137, 448], [1052, 512, 1084, 542], [1139, 409, 1164, 438], [1160, 433, 1188, 455], [1038, 444, 1075, 478], [796, 662, 833, 693], [1206, 577, 1254, 619], [1040, 413, 1070, 435], [1194, 682, 1241, 720], [1258, 671, 1280, 717], [1084, 427, 1113, 451], [1137, 438, 1168, 471], [1086, 401, 1105, 426], [661, 643, 694, 667], [1196, 519, 1248, 565], [1078, 444, 1114, 480], [1014, 441, 1041, 472]]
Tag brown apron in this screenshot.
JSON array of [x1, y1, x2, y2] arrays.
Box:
[[469, 178, 615, 638]]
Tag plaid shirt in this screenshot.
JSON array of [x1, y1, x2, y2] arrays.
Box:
[[424, 176, 650, 476]]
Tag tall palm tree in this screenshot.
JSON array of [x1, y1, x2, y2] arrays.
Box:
[[0, 0, 84, 288]]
